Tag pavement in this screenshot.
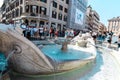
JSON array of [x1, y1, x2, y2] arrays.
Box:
[[80, 43, 120, 80]]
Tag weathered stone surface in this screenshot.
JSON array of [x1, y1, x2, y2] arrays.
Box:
[[0, 29, 54, 74]]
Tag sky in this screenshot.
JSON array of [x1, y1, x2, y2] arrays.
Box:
[[88, 0, 120, 26], [0, 0, 3, 7], [0, 0, 120, 27]]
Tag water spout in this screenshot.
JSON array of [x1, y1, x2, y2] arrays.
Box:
[[61, 41, 68, 52]]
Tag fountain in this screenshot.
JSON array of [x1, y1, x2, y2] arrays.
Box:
[[0, 24, 97, 80], [61, 40, 68, 52]]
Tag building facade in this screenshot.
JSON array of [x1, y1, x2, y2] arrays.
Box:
[[67, 0, 88, 30], [98, 22, 107, 33], [108, 17, 120, 36], [85, 5, 100, 32], [1, 0, 88, 30]]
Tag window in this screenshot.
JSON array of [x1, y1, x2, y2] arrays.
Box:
[[40, 0, 47, 3], [16, 1, 19, 7], [30, 5, 38, 15], [12, 11, 14, 18], [57, 24, 61, 31], [39, 21, 45, 26], [64, 15, 67, 21], [58, 13, 62, 20], [66, 0, 69, 4], [36, 6, 39, 13], [20, 0, 23, 4], [32, 6, 37, 14], [52, 11, 57, 18], [59, 5, 63, 11], [53, 1, 57, 8], [64, 8, 68, 13], [16, 8, 19, 17], [40, 6, 47, 15], [20, 7, 23, 15], [10, 3, 15, 10], [25, 5, 29, 12]]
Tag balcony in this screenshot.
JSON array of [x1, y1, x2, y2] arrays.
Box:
[[21, 13, 49, 20]]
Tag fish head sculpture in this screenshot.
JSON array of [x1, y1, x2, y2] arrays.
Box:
[[0, 28, 54, 75]]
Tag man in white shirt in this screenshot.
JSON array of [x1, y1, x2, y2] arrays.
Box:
[[39, 26, 44, 39]]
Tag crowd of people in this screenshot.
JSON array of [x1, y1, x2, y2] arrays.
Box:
[[20, 23, 81, 40], [91, 30, 120, 51], [20, 23, 120, 51]]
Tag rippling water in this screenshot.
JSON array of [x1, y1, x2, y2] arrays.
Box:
[[0, 52, 7, 71], [41, 44, 92, 61]]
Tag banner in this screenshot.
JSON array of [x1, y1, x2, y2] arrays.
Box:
[[75, 8, 84, 25]]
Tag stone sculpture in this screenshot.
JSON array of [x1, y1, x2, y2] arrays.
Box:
[[0, 29, 53, 74]]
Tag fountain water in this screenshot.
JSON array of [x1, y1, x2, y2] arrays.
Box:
[[0, 50, 16, 79]]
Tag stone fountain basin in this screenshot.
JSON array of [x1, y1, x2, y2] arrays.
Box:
[[9, 42, 97, 80], [10, 42, 96, 80], [0, 24, 97, 80]]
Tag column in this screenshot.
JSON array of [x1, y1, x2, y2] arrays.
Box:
[[111, 21, 114, 31], [118, 20, 120, 34], [48, 0, 53, 29], [23, 0, 26, 13], [108, 21, 110, 31]]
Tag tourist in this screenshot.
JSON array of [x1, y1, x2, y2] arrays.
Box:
[[117, 35, 120, 52], [33, 27, 38, 39], [65, 29, 69, 39], [107, 34, 112, 48], [20, 23, 27, 37], [49, 27, 53, 38], [92, 32, 97, 43], [69, 29, 74, 38], [101, 32, 107, 41], [30, 27, 34, 38], [44, 27, 48, 39], [55, 29, 59, 40], [26, 27, 31, 39], [39, 26, 44, 39]]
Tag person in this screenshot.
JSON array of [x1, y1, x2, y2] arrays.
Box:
[[33, 27, 38, 39], [92, 32, 97, 43], [20, 23, 27, 37], [55, 29, 58, 39], [30, 27, 34, 38], [49, 27, 53, 38], [25, 26, 31, 39], [117, 35, 120, 52], [39, 26, 44, 39], [107, 34, 112, 48], [44, 27, 48, 39]]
